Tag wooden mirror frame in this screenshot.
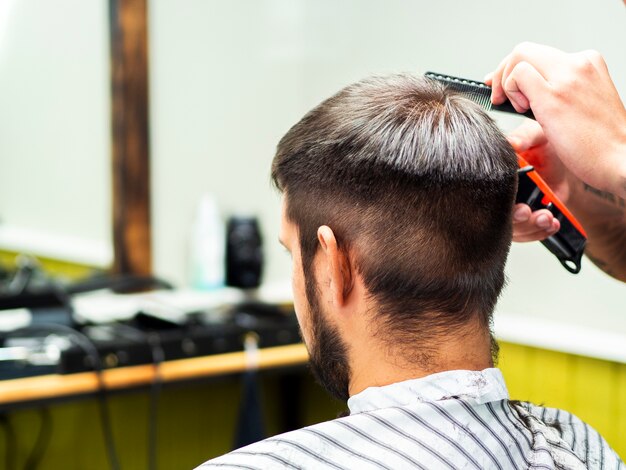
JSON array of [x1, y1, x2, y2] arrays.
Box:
[[109, 0, 152, 276]]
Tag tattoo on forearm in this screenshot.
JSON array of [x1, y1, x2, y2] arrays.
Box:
[[583, 211, 626, 280], [583, 183, 626, 209]]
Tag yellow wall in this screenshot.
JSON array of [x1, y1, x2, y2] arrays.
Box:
[[0, 250, 101, 281]]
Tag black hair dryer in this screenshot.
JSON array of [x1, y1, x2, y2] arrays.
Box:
[[226, 216, 264, 289]]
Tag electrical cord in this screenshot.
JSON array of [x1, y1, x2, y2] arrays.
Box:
[[23, 407, 52, 470], [0, 411, 17, 470], [110, 323, 163, 470], [146, 333, 163, 470], [0, 272, 174, 469], [6, 325, 121, 470], [0, 406, 52, 470]]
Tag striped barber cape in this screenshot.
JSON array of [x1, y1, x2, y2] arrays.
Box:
[[197, 368, 623, 469]]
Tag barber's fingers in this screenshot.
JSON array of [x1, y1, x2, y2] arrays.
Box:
[[507, 120, 546, 152], [512, 206, 560, 243], [503, 62, 549, 114], [579, 49, 623, 101], [513, 224, 560, 242], [515, 207, 559, 231], [581, 49, 609, 74], [489, 42, 563, 106], [512, 204, 532, 223], [513, 229, 558, 243]]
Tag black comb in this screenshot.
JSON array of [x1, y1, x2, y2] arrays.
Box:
[[425, 71, 535, 120]]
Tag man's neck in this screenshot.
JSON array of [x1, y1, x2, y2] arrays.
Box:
[[346, 319, 494, 397]]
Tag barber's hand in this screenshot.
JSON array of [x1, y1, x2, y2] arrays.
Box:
[[509, 121, 577, 243], [486, 42, 626, 198]]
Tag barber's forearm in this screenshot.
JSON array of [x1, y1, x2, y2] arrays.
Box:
[[567, 179, 626, 282]]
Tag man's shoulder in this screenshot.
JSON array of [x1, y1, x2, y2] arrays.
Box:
[[195, 418, 351, 469], [518, 401, 590, 430], [517, 400, 598, 439], [195, 400, 624, 469], [512, 401, 623, 469]]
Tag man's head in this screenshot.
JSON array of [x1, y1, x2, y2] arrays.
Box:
[[273, 74, 518, 401]]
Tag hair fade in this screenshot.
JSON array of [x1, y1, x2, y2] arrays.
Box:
[[272, 74, 518, 348]]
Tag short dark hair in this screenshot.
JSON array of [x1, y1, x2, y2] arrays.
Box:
[[272, 74, 518, 351]]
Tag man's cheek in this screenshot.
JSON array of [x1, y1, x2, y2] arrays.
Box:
[[293, 297, 311, 344], [291, 270, 310, 343]]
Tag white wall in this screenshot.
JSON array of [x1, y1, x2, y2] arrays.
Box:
[[0, 0, 112, 266], [0, 1, 621, 334], [150, 0, 625, 334]]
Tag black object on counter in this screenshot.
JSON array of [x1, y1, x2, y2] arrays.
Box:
[[226, 216, 264, 289]]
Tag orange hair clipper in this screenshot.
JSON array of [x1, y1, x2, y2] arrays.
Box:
[[516, 155, 586, 273], [425, 71, 587, 273]]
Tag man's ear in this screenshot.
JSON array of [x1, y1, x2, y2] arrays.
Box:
[[317, 226, 353, 307]]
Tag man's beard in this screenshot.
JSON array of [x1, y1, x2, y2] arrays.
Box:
[[303, 271, 351, 402]]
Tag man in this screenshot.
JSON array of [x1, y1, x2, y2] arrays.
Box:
[[487, 42, 626, 282], [198, 74, 622, 468]]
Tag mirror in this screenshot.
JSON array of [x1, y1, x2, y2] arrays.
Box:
[[0, 0, 112, 271]]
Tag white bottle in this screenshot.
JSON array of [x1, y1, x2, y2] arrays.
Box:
[[189, 194, 225, 290]]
